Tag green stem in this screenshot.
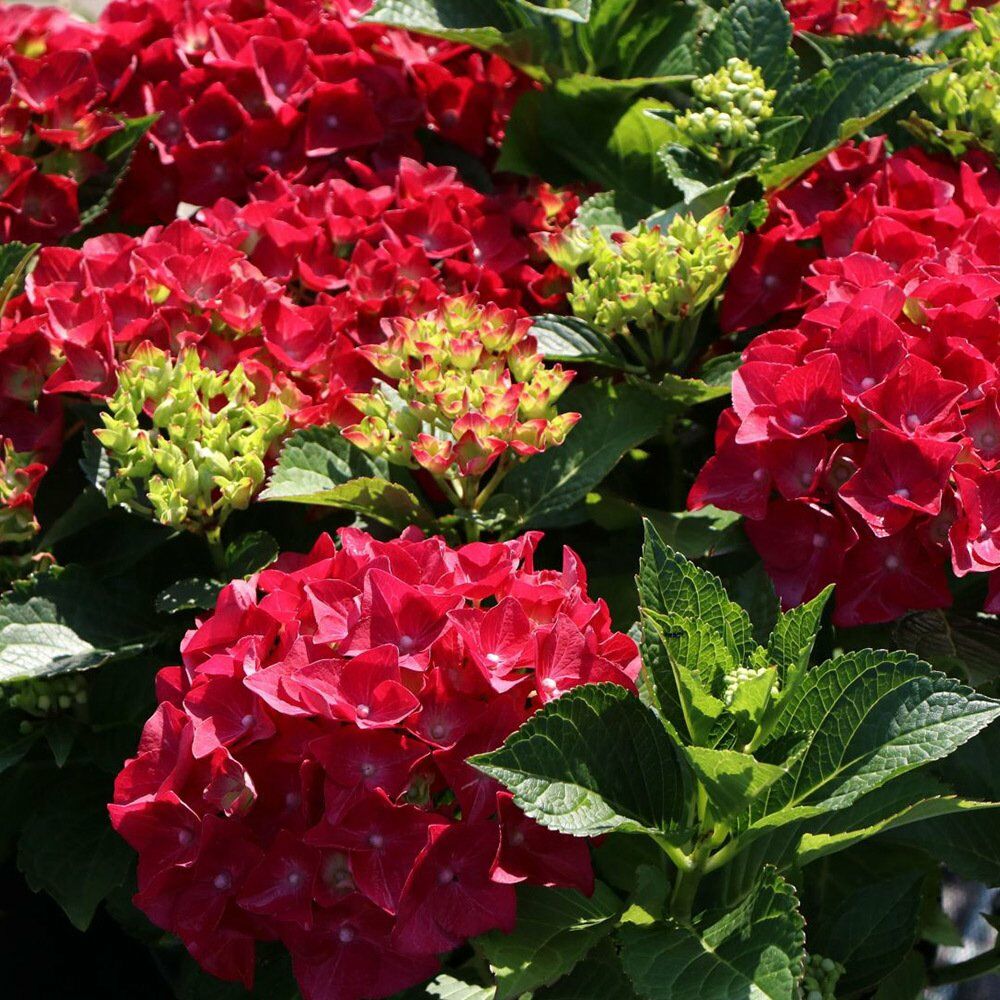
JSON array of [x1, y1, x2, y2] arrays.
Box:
[[928, 948, 1000, 987], [205, 525, 226, 574], [669, 839, 712, 921], [702, 834, 745, 875], [653, 835, 695, 873], [472, 456, 514, 512]]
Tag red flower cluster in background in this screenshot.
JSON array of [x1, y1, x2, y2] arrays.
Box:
[[691, 140, 1000, 624], [92, 0, 528, 222], [0, 7, 131, 243], [0, 0, 578, 544], [110, 528, 638, 999], [0, 157, 574, 516], [783, 0, 992, 36]]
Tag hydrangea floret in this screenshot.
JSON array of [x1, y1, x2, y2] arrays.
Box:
[[675, 58, 775, 166], [109, 528, 638, 999], [691, 140, 1000, 625], [568, 210, 741, 373], [96, 346, 287, 536], [343, 296, 580, 512]]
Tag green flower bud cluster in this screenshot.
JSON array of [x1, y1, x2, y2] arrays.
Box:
[[569, 209, 741, 365], [676, 58, 775, 154], [918, 8, 1000, 155], [722, 663, 773, 706], [801, 954, 844, 1000], [0, 440, 44, 545], [6, 674, 88, 732], [95, 346, 287, 533]]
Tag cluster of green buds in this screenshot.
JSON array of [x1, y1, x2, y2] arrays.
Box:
[[568, 210, 741, 372], [801, 954, 844, 1000], [0, 439, 44, 545], [6, 673, 88, 733], [916, 7, 1000, 155], [343, 296, 579, 510], [95, 346, 287, 535], [722, 662, 775, 706], [675, 57, 775, 159]]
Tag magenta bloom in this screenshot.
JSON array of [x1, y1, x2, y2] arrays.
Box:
[[110, 529, 638, 999], [692, 142, 1000, 624]]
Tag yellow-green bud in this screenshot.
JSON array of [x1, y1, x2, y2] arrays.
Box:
[[95, 346, 287, 533], [569, 209, 741, 344], [802, 953, 844, 1000], [917, 8, 1000, 156], [676, 58, 775, 154]]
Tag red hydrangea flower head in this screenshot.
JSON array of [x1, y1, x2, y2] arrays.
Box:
[[692, 142, 1000, 624], [0, 9, 136, 244], [93, 0, 533, 223], [110, 528, 638, 999], [783, 0, 992, 36]]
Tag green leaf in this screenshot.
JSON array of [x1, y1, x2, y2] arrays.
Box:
[[879, 807, 1000, 885], [699, 0, 797, 92], [262, 424, 389, 498], [471, 683, 691, 837], [871, 952, 927, 1000], [78, 114, 158, 228], [726, 665, 778, 737], [516, 0, 591, 22], [478, 883, 620, 999], [631, 372, 732, 411], [0, 598, 108, 684], [17, 769, 132, 930], [796, 774, 1000, 867], [498, 77, 675, 206], [0, 241, 38, 312], [656, 144, 724, 202], [759, 650, 1000, 818], [684, 746, 787, 818], [304, 476, 433, 529], [619, 867, 805, 1000], [698, 352, 743, 390], [423, 978, 495, 1000], [641, 611, 728, 745], [766, 585, 833, 687], [800, 845, 930, 995], [0, 566, 154, 684], [262, 425, 433, 530], [764, 54, 939, 188], [0, 710, 40, 776], [224, 530, 279, 577], [531, 314, 632, 369], [641, 506, 743, 561], [361, 0, 524, 52], [504, 381, 665, 530], [637, 520, 757, 664], [533, 939, 638, 998], [154, 577, 222, 615]]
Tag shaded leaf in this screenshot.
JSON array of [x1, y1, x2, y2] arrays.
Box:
[[531, 314, 631, 369], [478, 883, 620, 999], [155, 578, 222, 615], [504, 381, 665, 530], [17, 769, 132, 930], [472, 683, 690, 837], [620, 868, 805, 1000], [684, 746, 787, 818]]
